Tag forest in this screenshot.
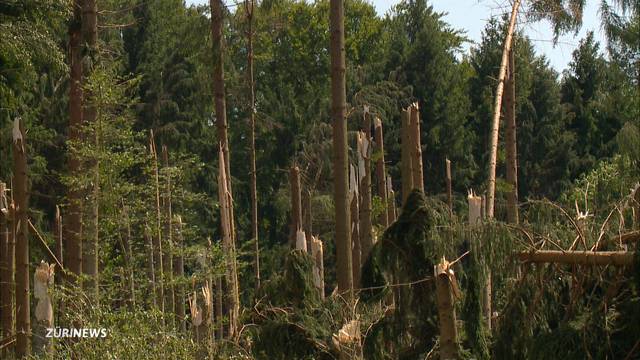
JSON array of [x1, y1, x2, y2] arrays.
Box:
[[0, 0, 639, 358]]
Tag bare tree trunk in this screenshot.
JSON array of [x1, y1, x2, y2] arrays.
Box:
[[121, 200, 135, 308], [486, 0, 522, 218], [13, 118, 30, 358], [517, 250, 634, 266], [81, 0, 99, 303], [330, 0, 353, 300], [215, 276, 223, 340], [446, 159, 453, 216], [54, 206, 63, 272], [359, 113, 373, 268], [310, 236, 325, 299], [65, 0, 84, 285], [0, 181, 14, 355], [289, 166, 302, 248], [245, 0, 260, 292], [303, 190, 313, 251], [435, 259, 459, 360], [350, 165, 360, 290], [505, 46, 519, 225], [149, 132, 165, 317], [409, 103, 424, 192], [387, 177, 397, 223], [401, 108, 414, 205], [162, 146, 174, 326], [144, 224, 157, 309], [174, 216, 186, 332], [373, 118, 389, 228]]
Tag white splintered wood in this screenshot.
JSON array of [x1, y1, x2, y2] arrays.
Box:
[[468, 189, 482, 225]]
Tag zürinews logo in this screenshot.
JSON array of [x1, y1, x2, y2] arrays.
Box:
[[46, 328, 108, 338]]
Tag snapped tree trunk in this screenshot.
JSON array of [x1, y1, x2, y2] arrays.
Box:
[[505, 46, 519, 224], [387, 176, 397, 223], [245, 0, 260, 291], [289, 166, 302, 248], [330, 0, 353, 300], [162, 146, 175, 326], [13, 118, 30, 357], [373, 117, 389, 228], [303, 189, 314, 251], [149, 132, 165, 316], [359, 114, 373, 268], [486, 0, 522, 218], [409, 103, 424, 192], [400, 108, 414, 205], [81, 0, 99, 302], [310, 236, 325, 299], [350, 165, 360, 290], [435, 258, 459, 360], [0, 181, 14, 353], [65, 0, 84, 285]]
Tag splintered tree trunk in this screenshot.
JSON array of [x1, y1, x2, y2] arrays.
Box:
[[217, 147, 239, 338], [409, 103, 424, 192], [330, 0, 353, 300], [0, 181, 13, 353], [350, 165, 360, 289], [359, 114, 373, 267], [54, 206, 63, 271], [174, 216, 186, 332], [289, 166, 302, 248], [82, 0, 99, 303], [486, 0, 522, 218], [303, 189, 313, 250], [245, 0, 260, 291], [310, 236, 325, 299], [387, 177, 397, 223], [13, 118, 30, 357], [65, 0, 83, 284], [446, 159, 453, 216], [162, 146, 174, 326], [373, 117, 389, 228], [435, 259, 459, 360], [401, 108, 414, 205], [144, 224, 157, 309], [149, 132, 165, 316], [505, 46, 519, 224]]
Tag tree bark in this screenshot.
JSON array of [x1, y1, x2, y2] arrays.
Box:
[[435, 259, 459, 360], [330, 0, 353, 300], [174, 216, 186, 332], [409, 103, 424, 192], [0, 181, 13, 354], [505, 46, 519, 224], [13, 118, 30, 357], [359, 113, 373, 268], [486, 0, 522, 219], [303, 189, 313, 251], [350, 165, 360, 290], [446, 159, 453, 216], [310, 236, 325, 299], [162, 146, 174, 326], [245, 0, 260, 292], [517, 250, 634, 266], [289, 166, 302, 248], [373, 117, 389, 228], [149, 132, 165, 316], [401, 108, 414, 205], [65, 0, 84, 286], [81, 0, 99, 303]]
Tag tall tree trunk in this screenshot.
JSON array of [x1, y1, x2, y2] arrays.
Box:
[[330, 0, 352, 300], [121, 200, 135, 308], [144, 224, 157, 309], [174, 216, 186, 332], [162, 146, 174, 326], [149, 132, 165, 316], [350, 165, 360, 290], [289, 166, 302, 248], [245, 0, 260, 291], [0, 181, 13, 354], [210, 0, 239, 336], [359, 114, 373, 267], [505, 46, 519, 225], [13, 118, 30, 358], [65, 0, 84, 285], [486, 0, 522, 218], [446, 159, 453, 216], [373, 117, 389, 228], [409, 104, 424, 192], [81, 0, 99, 302], [400, 108, 413, 205]]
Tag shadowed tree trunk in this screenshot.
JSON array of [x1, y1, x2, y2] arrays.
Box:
[[65, 0, 83, 286], [446, 159, 453, 216], [149, 132, 165, 317], [13, 118, 30, 358], [350, 165, 360, 290], [144, 224, 157, 309], [162, 146, 174, 326], [401, 108, 413, 205], [486, 0, 522, 218], [373, 118, 389, 228], [0, 181, 13, 355], [359, 113, 373, 268], [505, 46, 519, 224], [289, 166, 302, 248], [174, 216, 186, 332], [330, 0, 353, 300], [409, 103, 424, 192]]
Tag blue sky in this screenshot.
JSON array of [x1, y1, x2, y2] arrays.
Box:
[[186, 0, 607, 72]]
